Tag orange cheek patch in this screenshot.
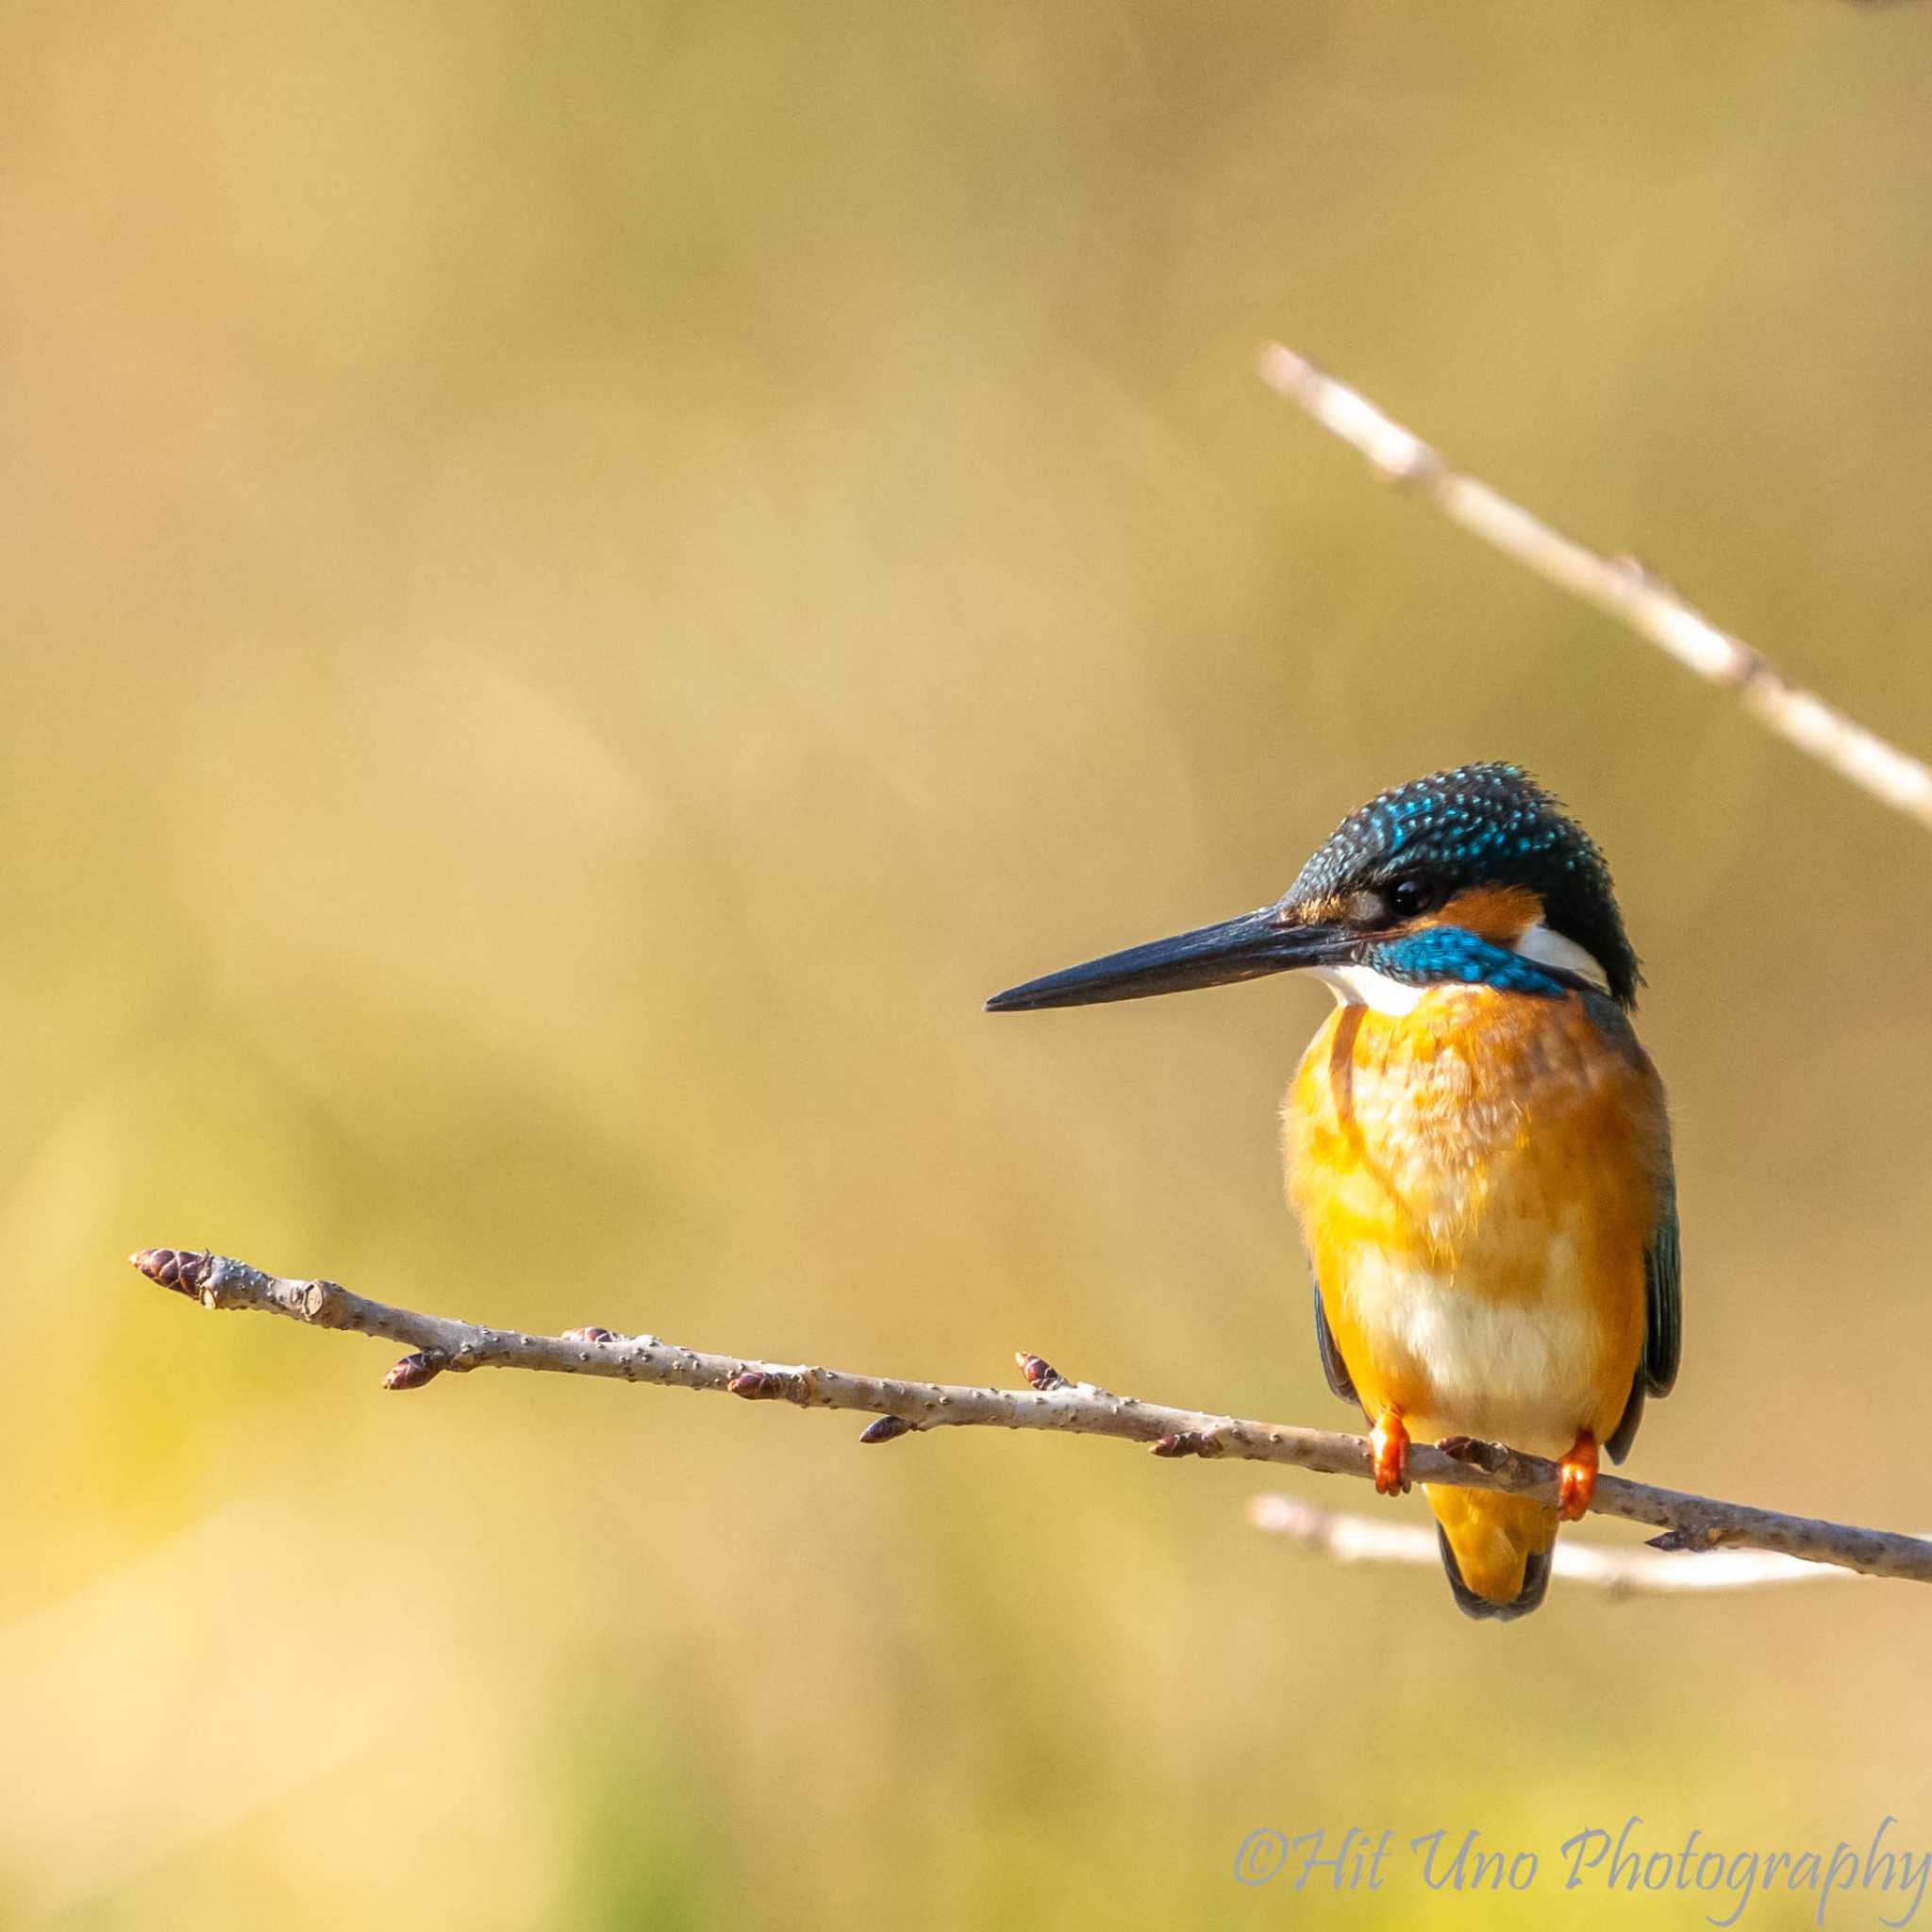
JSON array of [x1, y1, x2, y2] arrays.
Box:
[[1417, 883, 1543, 945]]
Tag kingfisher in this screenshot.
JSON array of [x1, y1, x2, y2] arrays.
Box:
[[986, 763, 1679, 1621]]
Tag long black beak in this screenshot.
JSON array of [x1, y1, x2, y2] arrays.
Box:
[[985, 905, 1354, 1012]]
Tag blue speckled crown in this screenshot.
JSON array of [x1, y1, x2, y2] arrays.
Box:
[[1285, 763, 1641, 1006]]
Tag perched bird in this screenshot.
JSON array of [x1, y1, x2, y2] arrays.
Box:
[[987, 763, 1679, 1621]]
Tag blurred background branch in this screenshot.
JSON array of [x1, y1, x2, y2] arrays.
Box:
[[1257, 342, 1932, 829], [131, 1248, 1932, 1589], [1245, 1493, 1874, 1594]]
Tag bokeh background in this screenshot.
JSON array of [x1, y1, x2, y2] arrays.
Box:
[[5, 4, 1931, 1926]]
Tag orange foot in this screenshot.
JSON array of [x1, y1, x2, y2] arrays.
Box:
[[1370, 1410, 1410, 1496], [1558, 1429, 1599, 1523]]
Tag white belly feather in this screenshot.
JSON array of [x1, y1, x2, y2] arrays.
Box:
[[1341, 1239, 1601, 1457]]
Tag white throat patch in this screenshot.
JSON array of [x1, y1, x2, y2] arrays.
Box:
[[1312, 963, 1424, 1017]]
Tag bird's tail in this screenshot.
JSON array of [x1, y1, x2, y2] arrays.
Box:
[[1426, 1485, 1557, 1622]]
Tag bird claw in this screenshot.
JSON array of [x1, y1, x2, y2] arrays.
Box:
[[1370, 1411, 1410, 1495], [1558, 1430, 1598, 1522]]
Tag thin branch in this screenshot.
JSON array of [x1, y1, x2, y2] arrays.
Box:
[[1256, 342, 1932, 830], [130, 1248, 1932, 1588], [1244, 1493, 1864, 1595]]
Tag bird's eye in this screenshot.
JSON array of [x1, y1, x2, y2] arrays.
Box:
[[1387, 877, 1436, 920]]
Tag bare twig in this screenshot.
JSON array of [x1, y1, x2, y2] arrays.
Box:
[[1257, 343, 1932, 830], [130, 1248, 1932, 1588], [1245, 1493, 1862, 1595]]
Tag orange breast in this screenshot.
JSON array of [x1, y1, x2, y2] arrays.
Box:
[[1283, 988, 1667, 1455]]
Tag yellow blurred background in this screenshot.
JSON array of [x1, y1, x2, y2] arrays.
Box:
[[4, 4, 1931, 1926]]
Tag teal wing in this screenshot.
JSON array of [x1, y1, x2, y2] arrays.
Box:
[[1310, 1278, 1359, 1408], [1607, 1176, 1682, 1463], [1643, 1186, 1682, 1396], [1581, 991, 1681, 1463]]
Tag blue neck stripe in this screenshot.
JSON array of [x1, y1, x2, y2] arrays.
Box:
[[1362, 927, 1569, 997]]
